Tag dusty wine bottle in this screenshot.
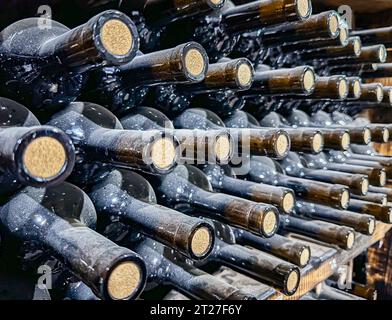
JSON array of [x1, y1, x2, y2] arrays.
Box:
[[0, 10, 139, 109], [351, 192, 388, 206], [369, 186, 392, 202], [346, 77, 362, 99], [149, 164, 280, 237], [233, 228, 311, 267], [327, 45, 387, 66], [280, 215, 356, 250], [295, 201, 376, 235], [348, 199, 392, 223], [202, 164, 296, 214], [48, 102, 180, 176], [351, 26, 392, 46], [89, 168, 215, 260], [0, 182, 147, 300]]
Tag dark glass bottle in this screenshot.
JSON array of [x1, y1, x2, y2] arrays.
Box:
[[352, 26, 392, 46], [0, 182, 147, 300], [348, 199, 392, 224], [0, 10, 139, 109], [351, 192, 387, 206]]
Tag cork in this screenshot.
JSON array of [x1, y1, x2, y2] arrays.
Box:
[[383, 128, 390, 143], [101, 19, 133, 56], [368, 219, 375, 235], [237, 63, 253, 87], [151, 137, 176, 170], [185, 49, 205, 77], [303, 69, 315, 92], [389, 90, 392, 104], [276, 134, 289, 157], [361, 178, 369, 195], [354, 39, 361, 56], [328, 14, 339, 35], [23, 137, 66, 179], [283, 192, 295, 213], [262, 210, 277, 236], [300, 247, 311, 267], [339, 27, 348, 44], [382, 197, 388, 206], [346, 232, 355, 250], [340, 190, 350, 209], [376, 86, 384, 102], [107, 262, 141, 300], [338, 79, 348, 99], [286, 271, 299, 293], [297, 0, 310, 18], [312, 133, 324, 153], [353, 80, 362, 98], [363, 128, 372, 144], [341, 132, 350, 150], [379, 46, 387, 62], [215, 135, 231, 161], [191, 227, 212, 257], [209, 0, 224, 5], [380, 171, 387, 186]]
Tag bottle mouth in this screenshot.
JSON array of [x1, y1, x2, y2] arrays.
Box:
[[189, 225, 215, 259], [382, 128, 390, 142], [339, 27, 349, 45], [302, 68, 316, 94], [214, 133, 233, 163], [95, 11, 139, 64], [296, 0, 312, 20], [284, 268, 300, 295], [361, 177, 370, 196], [367, 218, 376, 235], [363, 128, 372, 145], [353, 38, 362, 56], [148, 135, 179, 173], [182, 43, 209, 81], [282, 191, 296, 214], [338, 78, 348, 99], [16, 127, 75, 187], [345, 231, 355, 250], [340, 189, 350, 209], [312, 132, 324, 154], [380, 170, 387, 186], [105, 259, 145, 300], [379, 45, 387, 63], [274, 131, 291, 158], [376, 85, 384, 102], [206, 0, 226, 9], [236, 60, 254, 89], [382, 196, 388, 206], [353, 79, 362, 98], [298, 246, 311, 267], [328, 12, 340, 38], [261, 209, 279, 237], [341, 132, 351, 150]]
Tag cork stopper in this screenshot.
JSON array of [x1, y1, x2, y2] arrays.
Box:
[[376, 86, 384, 102], [339, 27, 348, 45], [340, 190, 350, 209], [379, 46, 387, 63], [283, 192, 295, 213], [382, 196, 388, 206], [296, 0, 311, 19], [23, 137, 67, 180], [184, 49, 205, 78], [276, 134, 289, 157], [150, 137, 176, 170], [338, 79, 348, 99], [215, 135, 231, 162], [101, 19, 133, 56], [380, 171, 387, 186], [262, 210, 277, 236], [346, 232, 355, 250], [361, 178, 369, 195], [237, 63, 253, 87], [328, 14, 339, 35], [382, 128, 390, 142], [368, 219, 375, 235], [191, 227, 212, 258], [303, 69, 315, 93], [353, 38, 361, 56], [286, 270, 299, 293], [312, 132, 324, 153], [341, 132, 350, 150], [300, 247, 311, 267], [107, 262, 141, 300], [353, 80, 362, 98]]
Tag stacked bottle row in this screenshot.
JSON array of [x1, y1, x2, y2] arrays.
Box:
[[0, 0, 391, 300]]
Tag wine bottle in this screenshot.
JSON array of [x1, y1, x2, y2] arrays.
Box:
[[357, 83, 384, 103], [315, 284, 365, 300], [47, 102, 180, 176], [0, 182, 147, 300], [0, 10, 139, 109], [295, 201, 376, 235], [326, 45, 387, 66], [89, 168, 215, 260], [346, 77, 362, 100], [149, 164, 280, 237], [228, 110, 323, 153], [369, 186, 392, 202], [248, 156, 350, 209], [132, 237, 256, 300], [120, 107, 233, 164], [174, 108, 291, 158], [351, 26, 392, 46], [0, 97, 75, 194], [83, 42, 209, 115], [65, 281, 100, 301], [303, 75, 349, 100], [233, 228, 311, 267], [351, 192, 387, 206], [348, 199, 392, 223], [280, 215, 356, 250], [202, 163, 296, 214]]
